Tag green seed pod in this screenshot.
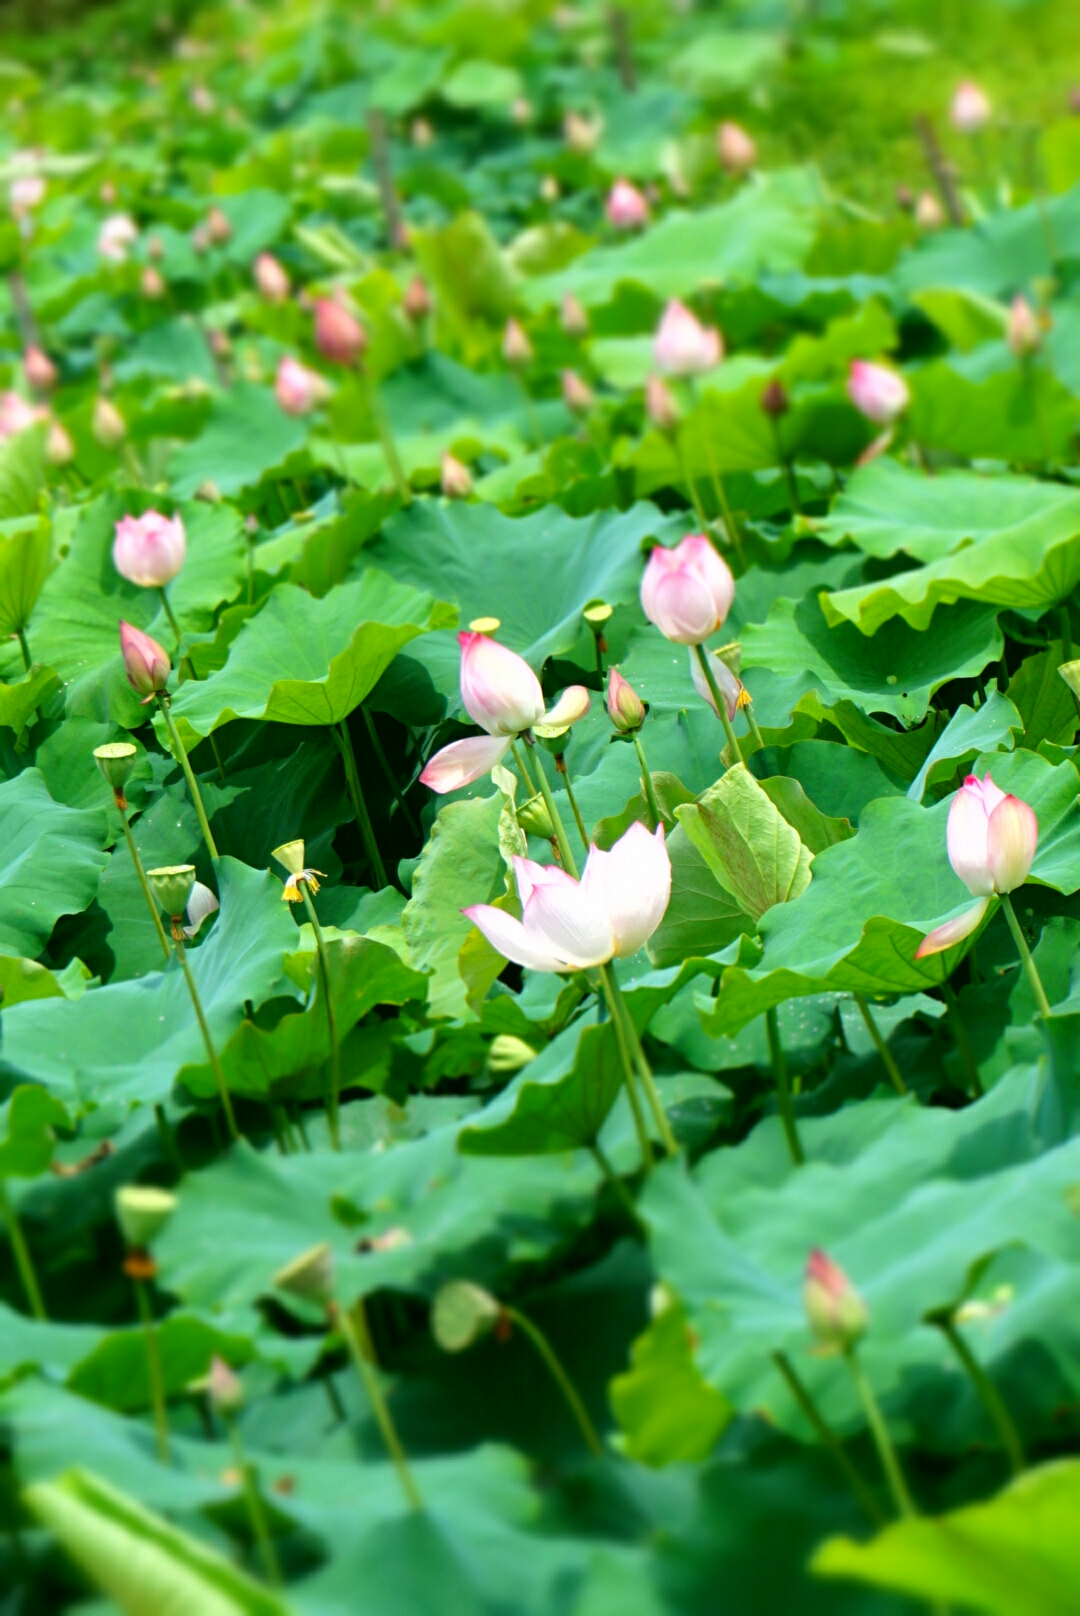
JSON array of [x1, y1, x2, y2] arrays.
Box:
[[93, 741, 137, 793], [271, 839, 306, 877], [273, 1242, 335, 1309], [115, 1185, 177, 1250], [431, 1280, 502, 1353], [147, 864, 196, 918]]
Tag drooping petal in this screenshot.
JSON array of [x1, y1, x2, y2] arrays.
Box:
[[542, 685, 591, 729], [689, 645, 743, 720], [522, 879, 614, 969], [987, 795, 1038, 894], [419, 735, 511, 793], [914, 896, 990, 959], [945, 780, 994, 897], [583, 821, 671, 957], [463, 904, 568, 973]]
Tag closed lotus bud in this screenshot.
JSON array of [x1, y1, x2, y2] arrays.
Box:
[[1007, 294, 1041, 358], [605, 178, 649, 230], [93, 395, 127, 448], [760, 378, 790, 418], [115, 1184, 177, 1250], [23, 346, 56, 393], [411, 117, 434, 147], [431, 1280, 502, 1352], [206, 1354, 244, 1416], [951, 80, 991, 134], [206, 206, 232, 245], [641, 534, 736, 646], [10, 173, 44, 214], [148, 235, 164, 261], [502, 318, 533, 367], [804, 1249, 868, 1353], [915, 773, 1039, 958], [645, 372, 680, 432], [148, 863, 196, 919], [254, 251, 290, 302], [113, 509, 186, 589], [191, 224, 210, 255], [561, 369, 594, 414], [94, 740, 137, 797], [314, 297, 366, 367], [0, 392, 43, 440], [97, 212, 138, 262], [895, 184, 915, 212], [487, 1034, 537, 1074], [403, 275, 431, 322], [511, 97, 533, 126], [846, 360, 909, 425], [914, 190, 944, 229], [539, 175, 560, 203], [653, 300, 722, 376], [119, 619, 170, 700], [606, 666, 646, 734], [564, 110, 600, 154], [561, 293, 589, 338], [140, 266, 166, 299], [275, 355, 329, 416], [46, 420, 75, 465], [208, 329, 231, 360], [273, 1241, 335, 1308], [717, 120, 756, 174], [441, 451, 473, 499], [690, 645, 745, 721], [195, 480, 221, 503], [517, 792, 555, 839]]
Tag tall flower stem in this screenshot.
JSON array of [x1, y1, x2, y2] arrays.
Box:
[[853, 995, 908, 1096], [224, 1417, 282, 1585], [359, 370, 411, 506], [362, 705, 419, 837], [938, 1319, 1025, 1478], [335, 719, 389, 890], [633, 735, 663, 832], [158, 588, 183, 651], [510, 738, 539, 798], [588, 1142, 642, 1224], [118, 807, 171, 962], [173, 931, 239, 1143], [941, 980, 983, 1096], [693, 643, 742, 764], [596, 967, 653, 1170], [744, 704, 766, 753], [0, 1183, 45, 1320], [554, 753, 589, 850], [332, 1300, 422, 1510], [1000, 893, 1053, 1019], [844, 1347, 916, 1519], [674, 436, 710, 532], [530, 748, 579, 876], [299, 880, 341, 1151], [772, 1351, 883, 1525], [134, 1276, 170, 1464], [765, 1005, 804, 1166], [502, 1305, 603, 1456], [156, 696, 219, 861], [603, 965, 678, 1158]]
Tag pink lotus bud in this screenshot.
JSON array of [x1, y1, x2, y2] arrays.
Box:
[[275, 355, 329, 416], [458, 630, 545, 736], [0, 392, 44, 440], [314, 297, 366, 367], [846, 360, 910, 425], [1007, 295, 1042, 358], [10, 173, 44, 214], [441, 451, 473, 499], [140, 266, 166, 299], [760, 378, 789, 418], [564, 111, 601, 154], [254, 252, 290, 302], [645, 373, 680, 432], [717, 121, 756, 174], [112, 510, 187, 589], [605, 178, 649, 230], [914, 190, 944, 229], [653, 300, 722, 377], [804, 1249, 868, 1353], [148, 235, 164, 262], [23, 347, 56, 393], [411, 117, 434, 147], [502, 318, 533, 367], [561, 369, 594, 414], [464, 822, 671, 972], [206, 206, 232, 246], [561, 293, 589, 338], [97, 213, 138, 262], [206, 1354, 243, 1415], [915, 774, 1038, 959], [403, 275, 432, 321], [951, 80, 991, 134], [46, 420, 75, 465], [119, 620, 170, 700], [641, 534, 736, 646], [606, 667, 646, 734], [92, 396, 127, 448], [511, 98, 533, 126], [689, 645, 745, 720], [539, 175, 560, 203]]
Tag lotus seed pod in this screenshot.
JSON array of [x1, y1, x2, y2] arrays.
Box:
[[115, 1184, 177, 1250], [431, 1280, 502, 1352], [147, 864, 196, 919], [206, 1354, 244, 1416], [273, 1242, 335, 1308], [94, 741, 137, 795], [272, 839, 306, 877], [516, 793, 556, 840]]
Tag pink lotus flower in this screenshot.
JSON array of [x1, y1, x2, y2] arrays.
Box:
[[951, 81, 991, 134], [641, 534, 735, 646], [22, 347, 56, 393], [915, 774, 1038, 958], [606, 667, 646, 734], [314, 297, 366, 367], [97, 213, 138, 262], [689, 646, 744, 720], [606, 178, 649, 229], [1007, 295, 1041, 359], [847, 360, 910, 425], [464, 822, 671, 972], [119, 620, 170, 700], [804, 1249, 868, 1353], [275, 356, 329, 416], [653, 300, 722, 377], [254, 252, 290, 301], [113, 510, 186, 589], [717, 121, 756, 174], [420, 632, 589, 793], [10, 173, 44, 214], [0, 391, 45, 440]]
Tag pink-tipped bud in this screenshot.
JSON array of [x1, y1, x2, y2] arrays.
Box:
[[717, 121, 756, 174], [653, 300, 722, 377], [458, 630, 545, 737], [206, 206, 232, 246], [561, 369, 594, 414], [0, 392, 44, 440], [502, 318, 533, 367], [254, 251, 290, 302], [847, 360, 910, 425], [93, 395, 127, 448], [641, 534, 736, 646], [645, 373, 680, 433], [605, 178, 649, 230], [606, 667, 646, 734], [113, 510, 186, 589], [46, 420, 75, 465], [951, 80, 991, 134], [561, 293, 589, 338], [441, 451, 473, 499], [760, 378, 789, 418], [403, 274, 432, 322], [275, 355, 329, 416], [804, 1249, 868, 1353], [314, 297, 366, 367], [914, 190, 944, 230], [206, 1354, 243, 1416], [1007, 295, 1042, 359], [140, 266, 166, 299], [119, 620, 170, 700], [23, 346, 57, 393]]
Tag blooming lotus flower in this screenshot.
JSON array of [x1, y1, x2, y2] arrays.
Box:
[[717, 121, 756, 174], [804, 1250, 868, 1354], [275, 355, 329, 416], [847, 360, 910, 425], [464, 822, 671, 973], [689, 646, 745, 720], [254, 252, 290, 301], [113, 510, 186, 589], [420, 632, 589, 793], [606, 667, 646, 734], [97, 213, 138, 262], [119, 620, 170, 700], [502, 318, 533, 367], [951, 80, 991, 134], [915, 774, 1038, 958], [23, 347, 56, 393], [0, 391, 44, 440], [606, 178, 648, 229], [641, 534, 735, 646], [653, 300, 722, 377], [1007, 295, 1041, 358], [314, 297, 366, 367]]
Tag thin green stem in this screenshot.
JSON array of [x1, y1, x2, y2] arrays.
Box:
[[632, 735, 663, 831], [174, 935, 239, 1143], [853, 994, 908, 1096], [1059, 605, 1072, 667], [119, 808, 171, 962], [300, 881, 340, 1151], [765, 1005, 804, 1166], [362, 705, 420, 836], [360, 370, 411, 505], [557, 756, 589, 851], [135, 1277, 170, 1464], [16, 627, 31, 672], [939, 1319, 1024, 1479], [226, 1420, 282, 1585], [336, 719, 389, 890], [588, 1142, 641, 1225], [744, 704, 766, 754], [694, 643, 742, 765], [153, 1103, 183, 1173], [335, 1302, 423, 1510], [503, 1305, 603, 1457], [596, 967, 653, 1170], [159, 588, 182, 652], [1001, 892, 1052, 1019], [157, 697, 219, 861], [772, 1351, 883, 1525], [604, 965, 679, 1158], [0, 1183, 45, 1320], [510, 738, 539, 798], [845, 1347, 916, 1519], [531, 749, 579, 877], [674, 434, 710, 532], [941, 980, 983, 1097]]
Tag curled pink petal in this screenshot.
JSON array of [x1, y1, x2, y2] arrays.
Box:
[[542, 685, 591, 728], [419, 735, 510, 793], [582, 822, 671, 957], [914, 896, 990, 959], [522, 877, 614, 968], [463, 904, 568, 973], [986, 795, 1038, 895]]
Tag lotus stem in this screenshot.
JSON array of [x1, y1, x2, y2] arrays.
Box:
[[597, 965, 653, 1170], [225, 1417, 282, 1585], [173, 931, 239, 1143], [853, 994, 908, 1096], [156, 696, 219, 861], [772, 1350, 883, 1524], [1000, 893, 1053, 1019], [502, 1304, 603, 1457], [674, 435, 710, 532], [633, 735, 663, 832], [844, 1347, 916, 1519], [119, 809, 171, 962], [938, 1318, 1024, 1478], [335, 719, 389, 890], [510, 738, 539, 798], [530, 748, 579, 876], [603, 964, 678, 1157], [333, 1300, 422, 1510], [694, 642, 742, 764], [299, 880, 341, 1151], [0, 1183, 45, 1320], [362, 705, 419, 836], [134, 1276, 170, 1464], [765, 1005, 804, 1166], [359, 370, 411, 506], [159, 588, 183, 652], [554, 752, 589, 851]]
